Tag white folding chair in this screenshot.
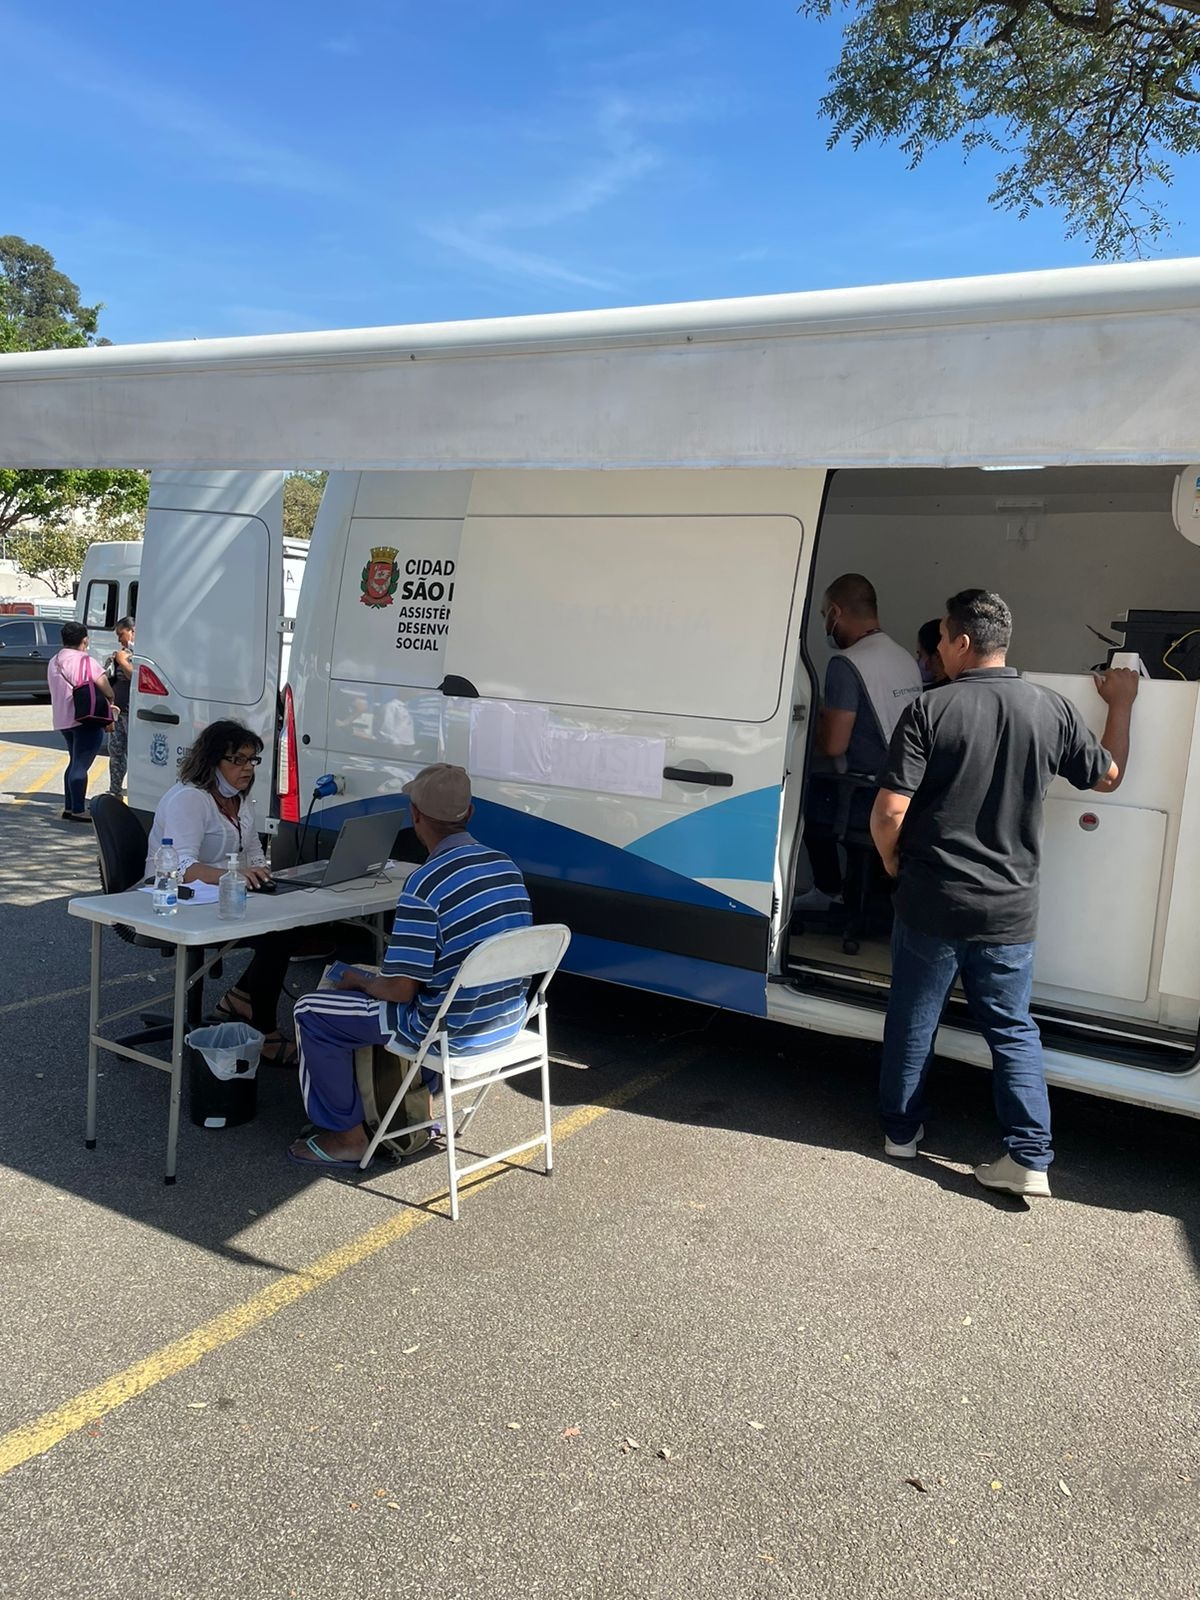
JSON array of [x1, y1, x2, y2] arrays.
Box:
[[359, 924, 571, 1220]]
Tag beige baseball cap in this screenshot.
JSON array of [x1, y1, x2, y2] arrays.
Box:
[[402, 763, 472, 823]]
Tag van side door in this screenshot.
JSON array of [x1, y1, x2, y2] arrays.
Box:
[[441, 469, 826, 1015]]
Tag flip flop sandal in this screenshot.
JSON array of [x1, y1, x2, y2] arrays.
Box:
[[214, 990, 253, 1023], [260, 1034, 299, 1067], [286, 1136, 370, 1171]]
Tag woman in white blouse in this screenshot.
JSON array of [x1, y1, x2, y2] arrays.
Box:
[[146, 720, 296, 1064]]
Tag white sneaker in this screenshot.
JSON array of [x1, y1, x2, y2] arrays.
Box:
[[884, 1124, 924, 1160], [974, 1153, 1052, 1198], [792, 887, 844, 912]]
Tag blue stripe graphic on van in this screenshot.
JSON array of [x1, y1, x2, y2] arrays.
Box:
[[561, 934, 767, 1014], [625, 785, 780, 885], [311, 794, 761, 914]]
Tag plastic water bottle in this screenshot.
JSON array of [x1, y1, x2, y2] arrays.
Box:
[[218, 851, 247, 922], [152, 837, 180, 917]]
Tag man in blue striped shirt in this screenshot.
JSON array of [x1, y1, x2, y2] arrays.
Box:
[[288, 764, 532, 1168]]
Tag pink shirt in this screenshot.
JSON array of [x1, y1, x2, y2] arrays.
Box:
[[48, 648, 103, 731]]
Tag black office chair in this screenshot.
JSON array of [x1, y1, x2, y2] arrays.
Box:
[[838, 787, 884, 957], [800, 773, 890, 957], [90, 794, 176, 1045]]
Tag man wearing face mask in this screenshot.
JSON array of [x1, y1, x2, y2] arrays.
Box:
[[817, 574, 924, 771], [803, 573, 924, 902]]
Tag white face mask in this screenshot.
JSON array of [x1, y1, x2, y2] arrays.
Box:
[[214, 770, 241, 800]]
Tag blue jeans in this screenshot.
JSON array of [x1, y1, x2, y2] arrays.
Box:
[[60, 723, 105, 814], [880, 917, 1052, 1170]]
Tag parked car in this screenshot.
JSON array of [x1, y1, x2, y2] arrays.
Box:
[[0, 616, 57, 700]]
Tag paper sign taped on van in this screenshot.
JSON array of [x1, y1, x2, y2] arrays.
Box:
[[469, 701, 665, 799]]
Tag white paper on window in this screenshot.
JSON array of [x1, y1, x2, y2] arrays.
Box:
[[470, 701, 665, 799], [469, 701, 552, 784]]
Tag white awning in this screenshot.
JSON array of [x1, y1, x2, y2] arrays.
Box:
[[2, 259, 1199, 470]]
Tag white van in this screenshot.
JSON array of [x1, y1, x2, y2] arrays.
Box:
[[125, 471, 307, 820], [76, 540, 141, 662], [265, 460, 1200, 1120], [5, 261, 1200, 1121]]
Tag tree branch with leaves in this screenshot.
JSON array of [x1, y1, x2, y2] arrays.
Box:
[[0, 236, 148, 575], [799, 0, 1200, 255]]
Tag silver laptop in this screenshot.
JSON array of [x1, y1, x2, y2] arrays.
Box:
[[267, 810, 401, 894]]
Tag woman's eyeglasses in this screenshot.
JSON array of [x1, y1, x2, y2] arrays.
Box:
[[225, 753, 262, 768]]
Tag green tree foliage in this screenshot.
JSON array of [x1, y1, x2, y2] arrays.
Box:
[[0, 468, 147, 546], [282, 471, 328, 540], [799, 0, 1200, 256], [9, 495, 142, 596], [0, 234, 105, 352], [0, 236, 147, 570]]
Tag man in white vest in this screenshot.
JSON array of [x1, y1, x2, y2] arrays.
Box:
[[805, 573, 923, 900], [817, 573, 924, 772]]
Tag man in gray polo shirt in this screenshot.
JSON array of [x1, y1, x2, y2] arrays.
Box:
[[870, 589, 1139, 1198]]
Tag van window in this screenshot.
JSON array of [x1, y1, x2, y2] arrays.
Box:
[[84, 580, 117, 631], [127, 581, 139, 618], [448, 515, 804, 721]]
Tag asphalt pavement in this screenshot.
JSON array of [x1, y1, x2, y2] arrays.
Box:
[[0, 700, 1196, 1600]]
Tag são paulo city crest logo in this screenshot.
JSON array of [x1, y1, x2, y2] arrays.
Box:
[[360, 546, 400, 608]]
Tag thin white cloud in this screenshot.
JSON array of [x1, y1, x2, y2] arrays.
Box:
[[0, 7, 351, 199], [422, 86, 717, 290], [417, 9, 739, 294], [472, 98, 658, 234], [420, 227, 616, 293]]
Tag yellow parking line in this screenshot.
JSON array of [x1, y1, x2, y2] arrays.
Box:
[[5, 755, 110, 804], [0, 971, 158, 1017], [0, 1065, 676, 1478], [0, 749, 108, 795], [0, 750, 108, 796], [11, 761, 66, 806], [0, 749, 44, 788]]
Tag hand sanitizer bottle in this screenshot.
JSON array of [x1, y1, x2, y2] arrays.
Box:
[[218, 852, 248, 921]]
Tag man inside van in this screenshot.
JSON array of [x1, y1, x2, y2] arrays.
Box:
[[803, 573, 923, 900], [287, 764, 532, 1168], [870, 589, 1139, 1198]]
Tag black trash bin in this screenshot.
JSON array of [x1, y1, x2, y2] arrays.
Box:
[[185, 1022, 263, 1129]]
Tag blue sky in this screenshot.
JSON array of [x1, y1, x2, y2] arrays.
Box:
[[5, 0, 1200, 345]]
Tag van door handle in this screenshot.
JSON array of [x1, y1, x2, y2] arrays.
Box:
[[663, 766, 734, 787], [137, 709, 180, 724]]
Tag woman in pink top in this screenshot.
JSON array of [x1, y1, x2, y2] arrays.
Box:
[[48, 622, 113, 822]]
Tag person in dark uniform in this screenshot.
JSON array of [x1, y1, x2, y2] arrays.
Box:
[[871, 589, 1139, 1197]]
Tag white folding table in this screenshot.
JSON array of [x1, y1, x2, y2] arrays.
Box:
[[68, 866, 414, 1183]]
